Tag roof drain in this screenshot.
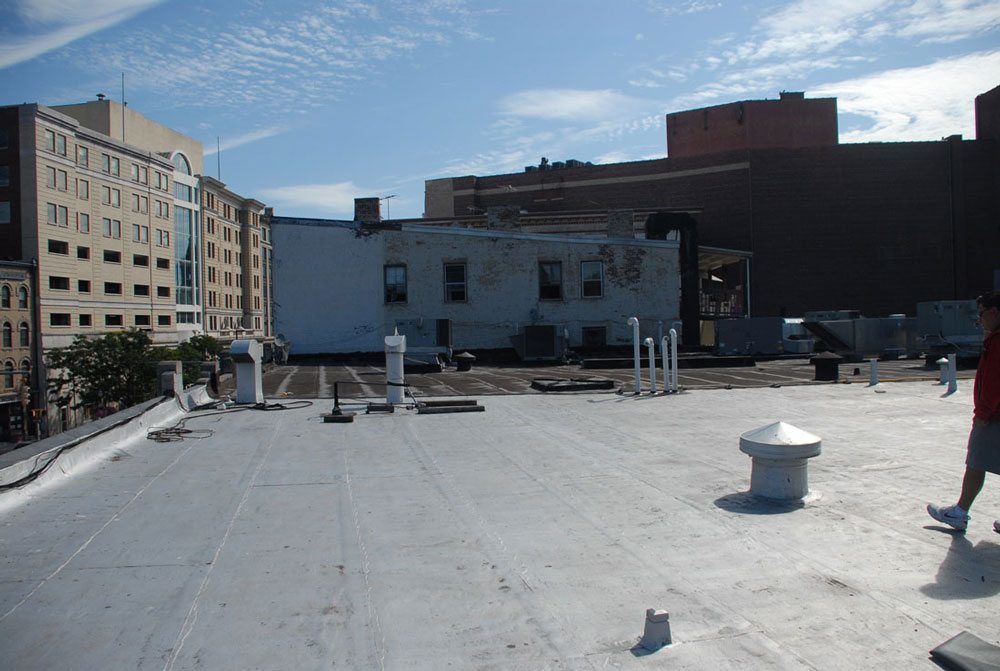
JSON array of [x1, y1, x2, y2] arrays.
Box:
[[739, 422, 821, 501]]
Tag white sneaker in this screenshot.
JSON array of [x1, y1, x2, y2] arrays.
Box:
[[927, 503, 969, 531]]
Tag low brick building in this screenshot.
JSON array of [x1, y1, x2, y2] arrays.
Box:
[[425, 89, 1000, 318]]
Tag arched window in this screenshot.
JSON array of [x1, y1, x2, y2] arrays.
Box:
[[172, 152, 191, 175], [20, 358, 30, 375], [19, 322, 29, 347], [17, 285, 28, 309], [2, 322, 11, 348], [3, 361, 13, 389], [1, 285, 9, 309]]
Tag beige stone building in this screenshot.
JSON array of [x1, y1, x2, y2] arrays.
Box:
[[199, 176, 272, 341], [0, 98, 272, 434]]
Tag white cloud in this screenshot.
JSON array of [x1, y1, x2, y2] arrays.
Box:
[[648, 0, 722, 17], [57, 1, 482, 115], [259, 181, 383, 218], [0, 0, 161, 69], [813, 49, 1000, 142], [498, 89, 645, 122], [205, 126, 287, 156]]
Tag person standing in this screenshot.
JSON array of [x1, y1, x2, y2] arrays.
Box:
[[927, 291, 1000, 532]]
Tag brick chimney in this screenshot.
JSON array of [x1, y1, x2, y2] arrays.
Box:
[[354, 197, 381, 222]]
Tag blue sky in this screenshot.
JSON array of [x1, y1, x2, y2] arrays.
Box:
[[2, 1, 999, 219]]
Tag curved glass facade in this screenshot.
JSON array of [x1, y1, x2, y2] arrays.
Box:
[[174, 205, 199, 306]]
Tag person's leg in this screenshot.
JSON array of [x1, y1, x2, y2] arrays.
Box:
[[957, 467, 986, 511]]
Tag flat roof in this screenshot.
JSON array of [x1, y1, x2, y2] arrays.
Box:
[[1, 381, 997, 669]]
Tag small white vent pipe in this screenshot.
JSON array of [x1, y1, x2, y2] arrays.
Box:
[[627, 317, 641, 394], [869, 358, 878, 386], [644, 337, 657, 394], [947, 353, 958, 394], [668, 328, 679, 392]]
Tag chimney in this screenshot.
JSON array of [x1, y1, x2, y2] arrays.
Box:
[[354, 197, 381, 222]]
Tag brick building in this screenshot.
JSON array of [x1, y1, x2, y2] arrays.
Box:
[[0, 261, 38, 443], [425, 90, 1000, 320]]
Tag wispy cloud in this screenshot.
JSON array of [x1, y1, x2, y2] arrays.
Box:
[[814, 49, 1000, 142], [0, 0, 162, 69], [498, 89, 646, 122], [205, 126, 287, 156], [647, 0, 722, 17], [58, 1, 482, 115], [259, 181, 384, 218]]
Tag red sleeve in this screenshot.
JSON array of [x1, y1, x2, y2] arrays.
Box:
[[974, 333, 1000, 422]]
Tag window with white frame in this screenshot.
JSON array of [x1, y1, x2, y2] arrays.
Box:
[[538, 261, 563, 300], [384, 265, 407, 303], [444, 263, 467, 302], [581, 260, 604, 298]]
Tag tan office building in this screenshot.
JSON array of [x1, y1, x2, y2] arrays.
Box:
[[0, 98, 272, 433], [200, 176, 272, 341]]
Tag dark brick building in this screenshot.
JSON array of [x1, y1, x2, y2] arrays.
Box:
[[424, 90, 1000, 318]]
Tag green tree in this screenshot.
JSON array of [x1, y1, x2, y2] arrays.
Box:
[[47, 329, 159, 412]]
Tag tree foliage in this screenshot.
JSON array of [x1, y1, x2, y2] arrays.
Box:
[[47, 330, 225, 411], [47, 329, 159, 411]]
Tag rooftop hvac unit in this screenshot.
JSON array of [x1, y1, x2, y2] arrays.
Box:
[[524, 165, 538, 172], [509, 325, 567, 362]]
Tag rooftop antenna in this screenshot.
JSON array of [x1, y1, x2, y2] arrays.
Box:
[[121, 72, 127, 142], [216, 136, 221, 180], [380, 194, 396, 220]]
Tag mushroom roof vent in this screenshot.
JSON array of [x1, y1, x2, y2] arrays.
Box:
[[740, 421, 821, 460]]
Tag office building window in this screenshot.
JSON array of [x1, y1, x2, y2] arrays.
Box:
[[78, 179, 89, 200], [44, 129, 55, 151], [104, 282, 122, 295], [19, 322, 29, 347], [79, 314, 92, 327], [17, 286, 27, 309], [133, 254, 149, 267], [77, 145, 88, 166], [77, 246, 89, 259], [46, 166, 55, 188], [78, 279, 91, 293], [132, 224, 148, 243], [134, 284, 149, 296], [2, 323, 10, 348], [56, 134, 66, 156], [538, 261, 563, 300], [0, 202, 9, 224], [384, 265, 407, 303], [155, 257, 169, 270], [103, 250, 121, 263], [48, 276, 69, 290], [102, 218, 121, 238], [47, 239, 69, 255], [51, 313, 71, 327], [444, 263, 467, 302], [135, 314, 150, 327], [78, 212, 90, 233], [57, 170, 67, 191], [581, 261, 604, 298], [102, 154, 110, 173], [105, 314, 123, 327], [157, 314, 171, 326], [156, 286, 170, 298]]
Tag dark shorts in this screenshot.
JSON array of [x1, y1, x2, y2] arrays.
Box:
[[966, 422, 1000, 474]]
